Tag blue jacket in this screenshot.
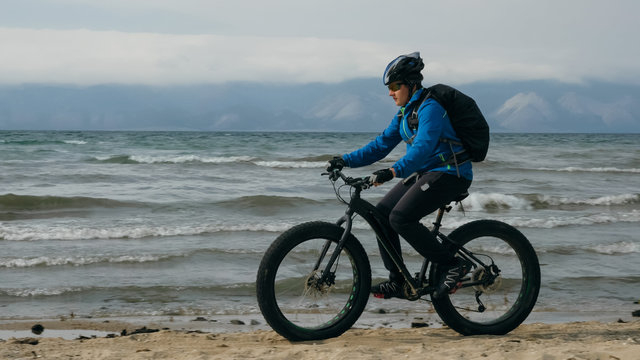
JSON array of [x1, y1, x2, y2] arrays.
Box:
[[342, 88, 473, 180]]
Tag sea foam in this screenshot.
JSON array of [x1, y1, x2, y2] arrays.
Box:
[[536, 166, 640, 174], [462, 192, 639, 211], [0, 222, 296, 241]]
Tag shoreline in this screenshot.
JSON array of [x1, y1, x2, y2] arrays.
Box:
[[1, 308, 637, 340], [1, 319, 639, 360]]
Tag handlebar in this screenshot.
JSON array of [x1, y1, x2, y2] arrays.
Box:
[[322, 169, 372, 190]]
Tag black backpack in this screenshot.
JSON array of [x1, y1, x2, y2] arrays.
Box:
[[407, 84, 489, 162]]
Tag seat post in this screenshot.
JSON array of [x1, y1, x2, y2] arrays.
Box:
[[433, 191, 468, 234], [432, 207, 446, 232]]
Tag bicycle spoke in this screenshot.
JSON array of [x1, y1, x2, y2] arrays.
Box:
[[431, 220, 540, 335], [273, 239, 357, 328]]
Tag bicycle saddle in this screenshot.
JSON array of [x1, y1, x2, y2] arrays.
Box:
[[452, 191, 469, 203]]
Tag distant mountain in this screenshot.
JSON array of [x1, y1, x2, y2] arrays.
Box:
[[1, 79, 639, 132], [462, 80, 640, 133]]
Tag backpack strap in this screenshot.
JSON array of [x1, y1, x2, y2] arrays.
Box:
[[442, 143, 471, 178], [407, 89, 431, 130], [407, 87, 470, 178]]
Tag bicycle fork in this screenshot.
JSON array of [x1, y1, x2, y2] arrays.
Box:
[[313, 209, 355, 275]]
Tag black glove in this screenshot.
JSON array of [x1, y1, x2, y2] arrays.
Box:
[[370, 168, 394, 185], [325, 156, 346, 172]]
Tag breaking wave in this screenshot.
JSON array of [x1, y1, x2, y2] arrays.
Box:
[[0, 222, 296, 241], [90, 154, 326, 168], [462, 193, 639, 211], [535, 167, 640, 174], [92, 154, 256, 164], [496, 210, 640, 229]]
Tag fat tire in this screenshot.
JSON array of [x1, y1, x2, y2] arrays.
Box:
[[430, 220, 540, 335], [256, 221, 371, 341]]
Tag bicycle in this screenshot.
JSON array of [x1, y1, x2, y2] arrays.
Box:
[[256, 169, 540, 341]]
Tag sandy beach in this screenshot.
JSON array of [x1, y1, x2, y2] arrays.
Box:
[[1, 318, 639, 360]]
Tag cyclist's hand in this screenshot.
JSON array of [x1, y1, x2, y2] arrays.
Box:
[[370, 168, 395, 186], [326, 156, 346, 172]]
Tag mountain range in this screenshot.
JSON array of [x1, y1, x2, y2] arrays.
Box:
[[1, 79, 639, 132]]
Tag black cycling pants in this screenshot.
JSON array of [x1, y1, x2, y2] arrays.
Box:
[[375, 172, 472, 282]]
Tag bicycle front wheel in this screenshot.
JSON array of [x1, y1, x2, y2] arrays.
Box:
[[430, 220, 540, 335], [256, 221, 371, 341]]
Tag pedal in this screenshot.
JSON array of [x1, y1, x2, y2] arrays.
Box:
[[373, 293, 385, 299]]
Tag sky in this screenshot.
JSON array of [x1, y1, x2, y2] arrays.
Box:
[[2, 0, 640, 87]]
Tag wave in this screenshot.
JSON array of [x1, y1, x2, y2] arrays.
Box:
[[90, 154, 326, 168], [588, 241, 640, 255], [547, 275, 640, 285], [464, 193, 533, 210], [0, 194, 140, 211], [0, 283, 258, 298], [527, 241, 639, 256], [426, 209, 640, 231], [215, 195, 321, 209], [370, 208, 640, 230], [489, 242, 639, 256], [533, 193, 640, 207], [462, 192, 639, 211], [92, 154, 256, 164], [295, 154, 337, 162], [4, 239, 635, 271], [1, 286, 86, 297], [0, 254, 175, 268], [497, 210, 640, 229], [0, 139, 79, 146], [0, 248, 266, 268], [91, 155, 140, 164], [535, 166, 640, 174], [63, 140, 87, 145], [0, 221, 296, 241], [253, 160, 326, 169]]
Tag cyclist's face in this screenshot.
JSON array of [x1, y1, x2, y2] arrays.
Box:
[[388, 82, 410, 106]]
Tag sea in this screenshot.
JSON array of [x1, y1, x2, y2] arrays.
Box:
[[1, 131, 639, 329]]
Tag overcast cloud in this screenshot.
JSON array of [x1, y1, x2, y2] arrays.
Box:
[[1, 0, 640, 86]]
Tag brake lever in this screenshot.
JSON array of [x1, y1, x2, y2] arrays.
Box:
[[361, 176, 373, 189], [323, 170, 341, 181]]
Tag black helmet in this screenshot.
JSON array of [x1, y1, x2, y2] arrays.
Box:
[[383, 52, 424, 86]]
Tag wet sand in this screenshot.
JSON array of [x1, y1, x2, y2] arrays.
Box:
[[1, 317, 639, 359]]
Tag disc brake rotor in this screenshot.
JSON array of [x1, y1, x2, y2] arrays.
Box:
[[305, 271, 335, 296]]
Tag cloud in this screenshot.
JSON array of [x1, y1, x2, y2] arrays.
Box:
[[0, 27, 401, 85], [2, 0, 640, 88]]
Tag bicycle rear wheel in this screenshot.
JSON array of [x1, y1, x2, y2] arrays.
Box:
[[256, 221, 371, 341], [430, 220, 540, 335]]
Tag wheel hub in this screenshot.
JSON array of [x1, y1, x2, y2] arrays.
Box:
[[471, 266, 502, 294], [305, 271, 335, 296]]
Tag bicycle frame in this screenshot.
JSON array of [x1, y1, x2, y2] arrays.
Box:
[[317, 180, 436, 298], [316, 173, 491, 299]]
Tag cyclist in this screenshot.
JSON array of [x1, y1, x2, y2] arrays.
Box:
[[326, 52, 473, 299]]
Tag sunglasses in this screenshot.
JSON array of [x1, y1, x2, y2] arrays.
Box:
[[387, 82, 404, 92]]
